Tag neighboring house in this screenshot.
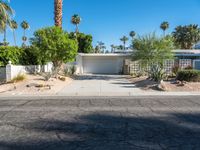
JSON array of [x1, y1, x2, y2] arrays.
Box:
[[75, 49, 200, 75]]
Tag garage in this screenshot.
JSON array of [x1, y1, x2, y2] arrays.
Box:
[[76, 54, 131, 75], [83, 56, 119, 74]]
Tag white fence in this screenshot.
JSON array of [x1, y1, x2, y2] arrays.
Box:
[[0, 62, 53, 82], [128, 59, 194, 75]]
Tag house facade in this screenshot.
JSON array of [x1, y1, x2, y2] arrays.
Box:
[[75, 50, 200, 75]]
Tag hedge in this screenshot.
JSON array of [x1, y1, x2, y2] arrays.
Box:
[[0, 46, 22, 66], [176, 70, 200, 82], [0, 46, 41, 66]]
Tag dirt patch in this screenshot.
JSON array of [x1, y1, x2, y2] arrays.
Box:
[[0, 74, 72, 95], [128, 76, 200, 92]]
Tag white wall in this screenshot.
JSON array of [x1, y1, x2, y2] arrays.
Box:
[[76, 54, 130, 74], [5, 62, 54, 82]]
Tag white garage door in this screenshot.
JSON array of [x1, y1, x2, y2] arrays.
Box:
[[83, 56, 119, 74]]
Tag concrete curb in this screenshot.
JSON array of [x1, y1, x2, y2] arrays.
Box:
[[0, 92, 200, 100]]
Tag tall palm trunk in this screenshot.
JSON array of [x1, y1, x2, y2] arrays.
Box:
[[54, 0, 63, 28], [76, 24, 79, 33], [13, 29, 16, 46], [3, 28, 6, 46], [123, 42, 126, 50]]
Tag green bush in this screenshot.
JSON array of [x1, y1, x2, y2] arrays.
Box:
[[20, 47, 41, 65], [0, 46, 22, 66], [176, 70, 200, 82]]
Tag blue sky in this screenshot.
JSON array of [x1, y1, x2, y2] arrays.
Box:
[[2, 0, 200, 49]]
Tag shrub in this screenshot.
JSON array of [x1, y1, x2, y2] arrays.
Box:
[[0, 46, 22, 66], [10, 74, 26, 83], [176, 70, 200, 82], [172, 65, 180, 76], [184, 65, 193, 70]]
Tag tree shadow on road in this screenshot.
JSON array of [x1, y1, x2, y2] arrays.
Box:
[[0, 112, 200, 150]]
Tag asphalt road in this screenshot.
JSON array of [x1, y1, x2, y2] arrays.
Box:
[[0, 96, 200, 150]]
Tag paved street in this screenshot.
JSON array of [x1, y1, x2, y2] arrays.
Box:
[[58, 75, 143, 96], [0, 96, 200, 150]]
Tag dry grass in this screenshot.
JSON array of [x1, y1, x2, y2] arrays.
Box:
[[10, 74, 26, 83]]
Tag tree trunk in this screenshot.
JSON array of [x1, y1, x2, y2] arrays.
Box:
[[76, 24, 79, 33], [3, 29, 6, 45], [54, 0, 63, 28], [13, 29, 17, 46]]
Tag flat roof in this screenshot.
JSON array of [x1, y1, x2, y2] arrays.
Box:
[[78, 53, 131, 57]]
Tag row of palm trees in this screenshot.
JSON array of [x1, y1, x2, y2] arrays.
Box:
[[0, 0, 30, 46], [111, 22, 170, 51]]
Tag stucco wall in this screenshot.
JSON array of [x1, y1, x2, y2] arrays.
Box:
[[76, 54, 130, 74]]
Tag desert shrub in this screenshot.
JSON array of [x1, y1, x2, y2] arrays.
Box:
[[10, 74, 26, 83], [176, 70, 200, 82], [133, 33, 174, 82], [64, 65, 76, 76], [172, 65, 180, 76], [58, 76, 66, 81], [184, 65, 193, 70]]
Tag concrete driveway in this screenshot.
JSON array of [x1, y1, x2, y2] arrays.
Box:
[[58, 75, 143, 96]]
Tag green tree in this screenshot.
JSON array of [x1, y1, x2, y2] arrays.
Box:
[[120, 36, 129, 50], [172, 24, 200, 49], [69, 32, 93, 53], [0, 46, 22, 66], [21, 21, 30, 47], [71, 14, 81, 33], [133, 33, 174, 82], [160, 21, 169, 36], [129, 31, 136, 40], [30, 26, 78, 70], [10, 20, 18, 46]]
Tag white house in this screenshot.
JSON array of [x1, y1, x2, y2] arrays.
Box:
[[75, 50, 200, 75]]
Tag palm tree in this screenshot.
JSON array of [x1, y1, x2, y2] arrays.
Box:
[[0, 0, 13, 22], [0, 0, 13, 46], [10, 20, 18, 46], [97, 41, 105, 53], [21, 21, 30, 46], [129, 31, 136, 40], [110, 44, 116, 53], [160, 21, 169, 36], [54, 0, 63, 28], [120, 36, 129, 50], [71, 14, 81, 33]]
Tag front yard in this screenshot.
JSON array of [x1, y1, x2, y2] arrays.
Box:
[[0, 74, 72, 95]]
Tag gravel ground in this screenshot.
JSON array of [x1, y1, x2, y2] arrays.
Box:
[[0, 75, 72, 95]]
